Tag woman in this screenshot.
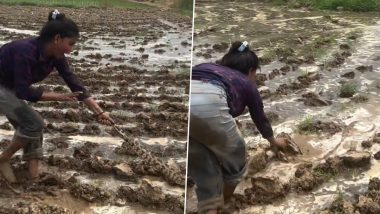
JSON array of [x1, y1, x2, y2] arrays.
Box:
[[188, 41, 287, 214], [0, 10, 113, 183]]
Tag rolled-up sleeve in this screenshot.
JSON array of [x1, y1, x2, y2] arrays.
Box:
[[13, 54, 44, 102], [246, 83, 273, 139], [54, 58, 91, 101]]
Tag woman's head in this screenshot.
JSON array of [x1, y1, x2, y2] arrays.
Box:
[[219, 41, 260, 77], [39, 10, 79, 58]]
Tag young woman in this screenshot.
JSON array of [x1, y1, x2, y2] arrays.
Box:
[[0, 10, 113, 183], [188, 41, 287, 214]]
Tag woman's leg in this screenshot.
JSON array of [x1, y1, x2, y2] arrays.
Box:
[[0, 135, 25, 183], [188, 137, 224, 214], [189, 81, 247, 213], [0, 88, 44, 181], [22, 134, 43, 181]]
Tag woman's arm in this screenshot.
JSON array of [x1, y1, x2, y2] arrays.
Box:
[[54, 58, 114, 125], [245, 84, 287, 154], [39, 91, 82, 101], [83, 97, 114, 125]]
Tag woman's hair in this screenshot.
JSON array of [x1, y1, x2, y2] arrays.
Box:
[[219, 41, 259, 75], [39, 10, 79, 42]]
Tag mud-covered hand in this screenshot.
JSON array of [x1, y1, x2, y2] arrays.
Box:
[[268, 137, 289, 162], [96, 112, 114, 126]]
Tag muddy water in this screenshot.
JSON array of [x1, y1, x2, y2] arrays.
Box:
[[76, 19, 192, 70], [188, 1, 380, 213]]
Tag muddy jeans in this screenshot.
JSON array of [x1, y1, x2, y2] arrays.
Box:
[[0, 86, 44, 160], [188, 80, 247, 213]]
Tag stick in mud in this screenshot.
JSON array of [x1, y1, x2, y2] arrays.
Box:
[[112, 125, 185, 186], [0, 176, 21, 195]]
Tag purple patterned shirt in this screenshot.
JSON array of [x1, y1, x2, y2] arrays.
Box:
[[192, 63, 273, 138], [0, 37, 90, 102]]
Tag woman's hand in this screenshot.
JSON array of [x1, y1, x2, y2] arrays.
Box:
[[96, 112, 114, 126], [267, 137, 288, 162], [83, 97, 115, 126]]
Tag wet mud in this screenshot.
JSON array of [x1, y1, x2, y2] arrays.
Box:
[[187, 0, 380, 213], [0, 4, 190, 214]]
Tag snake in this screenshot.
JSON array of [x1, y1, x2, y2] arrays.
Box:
[[113, 125, 185, 187]]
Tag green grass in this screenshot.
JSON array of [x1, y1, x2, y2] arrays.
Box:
[[270, 0, 380, 12], [171, 0, 193, 17], [297, 115, 318, 135], [0, 0, 149, 9], [299, 35, 337, 59], [260, 44, 295, 64], [316, 0, 380, 12], [339, 82, 358, 98]]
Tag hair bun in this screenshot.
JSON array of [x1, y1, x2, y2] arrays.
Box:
[[48, 9, 66, 21], [229, 41, 249, 53]]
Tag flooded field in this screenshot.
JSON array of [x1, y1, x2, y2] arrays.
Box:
[[187, 1, 380, 213], [0, 5, 191, 214]]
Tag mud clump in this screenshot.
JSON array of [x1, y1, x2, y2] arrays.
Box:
[[356, 196, 380, 214], [0, 202, 68, 214], [246, 148, 268, 176], [212, 42, 228, 52], [82, 124, 101, 135], [65, 109, 82, 122], [301, 92, 332, 106], [268, 69, 280, 80], [47, 154, 114, 174], [70, 182, 110, 203], [0, 122, 12, 130], [158, 102, 188, 112], [319, 197, 356, 214], [356, 65, 373, 73], [298, 119, 343, 135], [361, 139, 373, 148], [374, 151, 380, 160], [256, 73, 267, 86], [297, 72, 320, 85], [291, 163, 324, 192], [292, 157, 343, 192], [341, 71, 355, 79], [266, 111, 280, 123], [0, 139, 11, 150], [321, 178, 380, 214], [145, 142, 187, 158], [48, 137, 69, 149], [118, 180, 184, 214], [341, 151, 371, 168], [113, 163, 136, 181], [244, 176, 289, 204]]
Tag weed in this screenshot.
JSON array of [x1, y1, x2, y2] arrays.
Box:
[[260, 48, 277, 64], [297, 115, 318, 135], [339, 82, 358, 98]]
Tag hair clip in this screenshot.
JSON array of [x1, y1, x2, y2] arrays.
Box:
[[52, 9, 60, 20], [238, 41, 248, 52]]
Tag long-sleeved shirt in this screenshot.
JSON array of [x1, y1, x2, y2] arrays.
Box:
[[0, 37, 90, 102], [192, 63, 273, 139]]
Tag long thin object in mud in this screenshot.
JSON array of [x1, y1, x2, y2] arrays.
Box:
[[112, 125, 185, 187], [0, 176, 21, 195]]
